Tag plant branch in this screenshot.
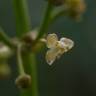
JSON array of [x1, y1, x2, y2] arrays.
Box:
[[0, 28, 14, 48], [21, 52, 38, 96], [35, 4, 67, 46], [36, 2, 54, 41], [13, 0, 39, 96], [13, 0, 31, 37], [17, 43, 25, 75]]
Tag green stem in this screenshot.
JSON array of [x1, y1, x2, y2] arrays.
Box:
[[22, 52, 38, 96], [13, 0, 31, 37], [13, 0, 39, 96], [35, 3, 67, 45], [0, 28, 13, 48], [17, 44, 25, 75], [36, 2, 54, 41]]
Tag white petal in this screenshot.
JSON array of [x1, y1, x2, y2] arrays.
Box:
[[60, 37, 74, 50], [45, 49, 58, 65], [46, 33, 58, 48]]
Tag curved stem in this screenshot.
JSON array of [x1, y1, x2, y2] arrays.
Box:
[[35, 4, 67, 46], [17, 44, 25, 75], [36, 2, 54, 41], [0, 28, 14, 48]]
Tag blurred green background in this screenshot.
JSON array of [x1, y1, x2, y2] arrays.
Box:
[[0, 0, 96, 96]]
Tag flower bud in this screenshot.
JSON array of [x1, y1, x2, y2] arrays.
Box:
[[67, 0, 86, 20], [0, 42, 12, 59], [22, 29, 38, 44], [15, 74, 31, 89], [21, 29, 46, 52]]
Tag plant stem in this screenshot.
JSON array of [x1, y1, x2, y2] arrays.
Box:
[[17, 44, 25, 75], [0, 28, 13, 48], [22, 52, 38, 96], [36, 2, 54, 41], [13, 0, 39, 96], [13, 0, 31, 37], [35, 3, 66, 44]]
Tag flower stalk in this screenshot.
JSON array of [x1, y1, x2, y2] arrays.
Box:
[[16, 44, 32, 89], [35, 2, 67, 44], [16, 44, 25, 75], [13, 0, 39, 96], [0, 28, 14, 48], [13, 0, 31, 37], [36, 2, 54, 41]]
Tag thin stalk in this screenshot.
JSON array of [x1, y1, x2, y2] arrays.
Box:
[[13, 0, 39, 96], [21, 52, 38, 96], [36, 2, 54, 41], [0, 28, 14, 48], [17, 44, 25, 75], [35, 3, 67, 45]]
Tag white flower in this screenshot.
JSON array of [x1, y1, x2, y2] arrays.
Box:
[[45, 33, 74, 65]]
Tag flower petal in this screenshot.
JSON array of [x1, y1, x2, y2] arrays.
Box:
[[60, 37, 74, 50], [45, 49, 58, 65], [46, 33, 58, 48]]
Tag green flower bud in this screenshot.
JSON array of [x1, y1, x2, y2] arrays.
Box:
[[15, 74, 31, 89]]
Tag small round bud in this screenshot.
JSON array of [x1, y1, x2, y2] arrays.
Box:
[[67, 0, 86, 20], [15, 74, 31, 89], [21, 29, 46, 52], [22, 29, 38, 44], [0, 42, 12, 59]]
